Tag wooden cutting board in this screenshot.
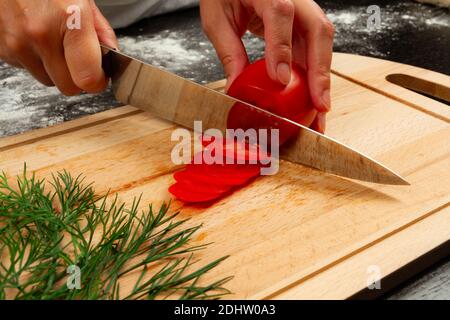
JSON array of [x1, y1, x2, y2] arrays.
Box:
[[1, 53, 449, 299]]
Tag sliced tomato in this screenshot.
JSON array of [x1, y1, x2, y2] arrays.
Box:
[[174, 168, 258, 187], [187, 161, 261, 179], [186, 161, 261, 176], [174, 178, 230, 193], [168, 177, 232, 203], [195, 138, 271, 164], [169, 183, 225, 203]]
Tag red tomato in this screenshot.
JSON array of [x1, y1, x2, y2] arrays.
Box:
[[169, 176, 232, 203], [227, 59, 317, 145], [170, 59, 317, 204], [175, 167, 258, 187], [169, 182, 226, 203], [187, 162, 261, 176], [196, 137, 271, 164], [170, 162, 261, 203]]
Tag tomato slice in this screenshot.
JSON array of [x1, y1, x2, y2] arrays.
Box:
[[169, 175, 234, 203], [169, 183, 226, 203], [196, 137, 271, 164], [187, 161, 261, 179], [187, 161, 261, 175], [169, 58, 317, 204], [174, 177, 230, 193], [174, 168, 258, 187]]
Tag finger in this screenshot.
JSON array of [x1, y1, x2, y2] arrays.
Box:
[[63, 2, 107, 93], [3, 36, 53, 86], [292, 31, 306, 69], [247, 14, 265, 37], [89, 0, 119, 49], [17, 50, 54, 87], [292, 0, 334, 112], [252, 0, 295, 85], [200, 3, 249, 91], [305, 27, 333, 113], [40, 48, 81, 95], [0, 46, 22, 68], [214, 26, 249, 92], [311, 111, 326, 134], [32, 27, 81, 95]]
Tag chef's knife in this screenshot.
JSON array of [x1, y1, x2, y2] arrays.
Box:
[[101, 45, 409, 185]]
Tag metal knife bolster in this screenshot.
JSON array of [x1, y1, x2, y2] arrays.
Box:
[[101, 45, 409, 185]]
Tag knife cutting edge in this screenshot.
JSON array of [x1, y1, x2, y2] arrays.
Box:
[[101, 45, 409, 186]]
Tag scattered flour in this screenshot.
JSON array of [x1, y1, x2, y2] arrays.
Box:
[[118, 32, 206, 72], [325, 3, 450, 58], [1, 2, 448, 137], [425, 16, 450, 26], [326, 11, 359, 25], [401, 14, 417, 20], [117, 30, 264, 82], [0, 64, 117, 137], [0, 70, 54, 126]]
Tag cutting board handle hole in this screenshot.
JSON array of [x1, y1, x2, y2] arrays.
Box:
[[386, 74, 450, 106]]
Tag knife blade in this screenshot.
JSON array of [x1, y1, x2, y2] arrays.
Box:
[[101, 45, 409, 185]]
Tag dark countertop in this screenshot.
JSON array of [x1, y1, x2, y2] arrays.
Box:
[[0, 0, 449, 299]]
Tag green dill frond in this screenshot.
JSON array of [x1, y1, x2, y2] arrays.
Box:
[[0, 167, 231, 300]]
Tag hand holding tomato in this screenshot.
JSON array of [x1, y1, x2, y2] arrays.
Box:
[[227, 58, 317, 143], [200, 0, 334, 133]]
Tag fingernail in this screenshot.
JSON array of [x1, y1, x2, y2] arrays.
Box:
[[277, 63, 291, 85], [319, 113, 327, 133], [225, 76, 232, 92], [322, 89, 331, 111]]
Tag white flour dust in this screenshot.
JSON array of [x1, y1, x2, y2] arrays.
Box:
[[117, 30, 264, 82], [325, 3, 450, 57], [118, 32, 206, 72], [425, 16, 450, 26], [326, 12, 359, 25], [0, 64, 116, 137], [0, 70, 58, 133]]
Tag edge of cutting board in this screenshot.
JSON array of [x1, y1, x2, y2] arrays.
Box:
[[331, 52, 450, 122], [260, 204, 450, 299], [254, 53, 450, 299]]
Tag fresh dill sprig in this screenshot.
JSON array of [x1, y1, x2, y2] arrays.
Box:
[[0, 166, 231, 300]]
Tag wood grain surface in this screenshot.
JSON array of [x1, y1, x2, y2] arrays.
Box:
[[0, 53, 449, 299]]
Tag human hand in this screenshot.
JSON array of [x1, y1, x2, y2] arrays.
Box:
[[200, 0, 334, 133], [0, 0, 118, 95]]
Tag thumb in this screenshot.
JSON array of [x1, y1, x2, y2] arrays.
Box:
[[89, 0, 118, 49]]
